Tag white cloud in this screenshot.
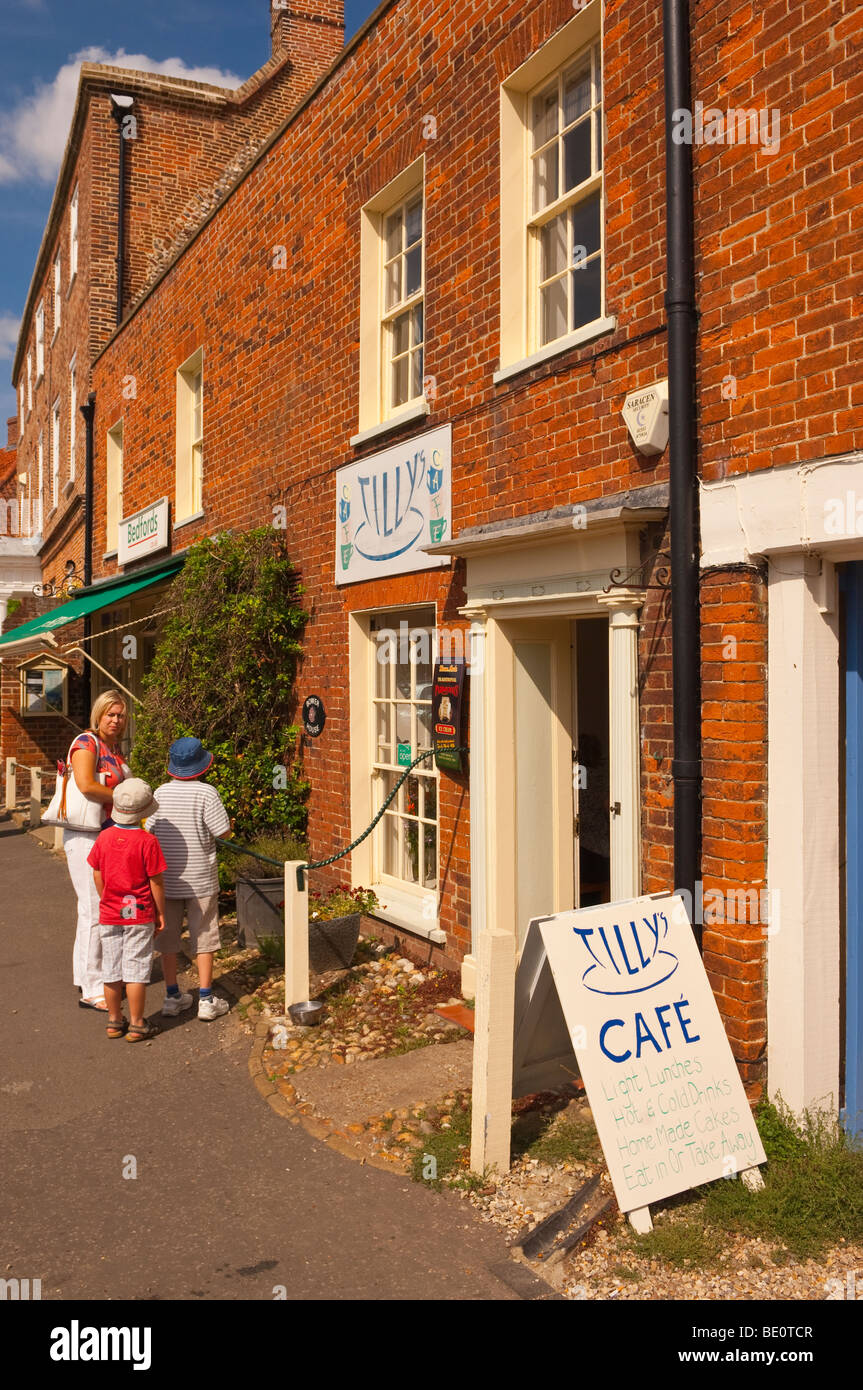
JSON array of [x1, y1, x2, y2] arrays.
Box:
[[0, 47, 243, 184], [0, 314, 21, 361]]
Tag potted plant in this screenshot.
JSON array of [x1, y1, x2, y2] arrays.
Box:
[[308, 886, 379, 972], [221, 834, 308, 948]]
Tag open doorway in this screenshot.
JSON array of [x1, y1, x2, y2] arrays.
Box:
[[573, 617, 610, 907]]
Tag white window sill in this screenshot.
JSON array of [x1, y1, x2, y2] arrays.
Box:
[[493, 316, 617, 385], [368, 882, 445, 945], [173, 509, 205, 532], [67, 273, 77, 299], [102, 550, 118, 561], [350, 400, 430, 449], [46, 506, 57, 521], [63, 479, 75, 498]]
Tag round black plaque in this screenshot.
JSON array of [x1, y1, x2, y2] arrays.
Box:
[[302, 695, 326, 738]]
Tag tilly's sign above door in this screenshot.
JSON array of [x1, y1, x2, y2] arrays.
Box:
[[335, 424, 452, 585], [519, 893, 766, 1219]]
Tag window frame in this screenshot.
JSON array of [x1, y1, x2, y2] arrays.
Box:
[[175, 348, 204, 524], [51, 398, 61, 512], [355, 157, 430, 443], [26, 353, 32, 413], [379, 192, 425, 421], [106, 419, 124, 554], [69, 185, 79, 283], [497, 1, 614, 381], [35, 301, 45, 381], [53, 253, 62, 338], [527, 44, 604, 351], [370, 610, 439, 896], [68, 356, 77, 482]]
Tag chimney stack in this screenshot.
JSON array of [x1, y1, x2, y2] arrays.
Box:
[[270, 2, 345, 82]]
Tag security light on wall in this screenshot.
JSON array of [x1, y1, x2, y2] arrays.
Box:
[[621, 379, 669, 456]]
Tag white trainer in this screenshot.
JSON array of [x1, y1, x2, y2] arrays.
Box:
[[161, 991, 194, 1016], [198, 995, 229, 1021]]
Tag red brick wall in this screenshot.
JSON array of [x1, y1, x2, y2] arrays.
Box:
[[699, 566, 769, 1096], [694, 0, 862, 477], [88, 0, 674, 975]]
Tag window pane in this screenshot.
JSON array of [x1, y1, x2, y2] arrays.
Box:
[[532, 144, 558, 213], [412, 303, 424, 346], [406, 776, 420, 818], [423, 776, 437, 820], [415, 647, 432, 699], [375, 636, 392, 696], [393, 311, 410, 357], [405, 245, 422, 298], [385, 258, 402, 311], [396, 702, 412, 745], [563, 59, 591, 126], [541, 213, 568, 281], [392, 355, 409, 407], [410, 349, 423, 402], [403, 820, 420, 883], [531, 84, 558, 147], [382, 812, 400, 877], [385, 211, 402, 261], [375, 702, 391, 762], [572, 257, 602, 328], [594, 48, 602, 104], [595, 113, 603, 172], [571, 192, 602, 260], [541, 277, 568, 345], [423, 823, 436, 889], [418, 703, 433, 750], [405, 199, 423, 246], [563, 122, 592, 192]]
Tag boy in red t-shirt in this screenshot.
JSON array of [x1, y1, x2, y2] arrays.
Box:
[[87, 779, 167, 1042]]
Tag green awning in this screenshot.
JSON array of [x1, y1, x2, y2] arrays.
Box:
[[0, 556, 184, 652]]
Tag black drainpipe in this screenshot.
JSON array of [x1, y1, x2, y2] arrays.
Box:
[[80, 392, 96, 715], [663, 0, 701, 932], [110, 95, 134, 326]]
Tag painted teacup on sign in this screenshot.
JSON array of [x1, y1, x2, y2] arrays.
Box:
[[574, 908, 679, 995]]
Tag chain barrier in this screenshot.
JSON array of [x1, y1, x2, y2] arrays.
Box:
[[215, 746, 468, 889]]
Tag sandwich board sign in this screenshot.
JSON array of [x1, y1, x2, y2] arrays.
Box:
[[518, 892, 766, 1225]]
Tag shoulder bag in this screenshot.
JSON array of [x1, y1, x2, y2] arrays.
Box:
[[42, 732, 107, 833]]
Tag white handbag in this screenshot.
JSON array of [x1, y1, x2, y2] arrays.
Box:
[[42, 731, 107, 833]]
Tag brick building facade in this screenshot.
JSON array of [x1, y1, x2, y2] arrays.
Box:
[[0, 1, 344, 792], [3, 0, 862, 1128]]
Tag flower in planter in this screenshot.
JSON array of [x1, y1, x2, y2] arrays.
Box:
[[308, 886, 380, 921]]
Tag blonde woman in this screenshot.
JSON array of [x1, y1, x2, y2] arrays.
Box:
[[65, 690, 131, 1011]]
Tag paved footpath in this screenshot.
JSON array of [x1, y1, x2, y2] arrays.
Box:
[[0, 817, 553, 1302]]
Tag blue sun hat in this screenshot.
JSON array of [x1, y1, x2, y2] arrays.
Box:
[[167, 736, 214, 779]]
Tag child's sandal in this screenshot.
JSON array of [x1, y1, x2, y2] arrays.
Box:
[[106, 1018, 127, 1039], [126, 1022, 159, 1043]]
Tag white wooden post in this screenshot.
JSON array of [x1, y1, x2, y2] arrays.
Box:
[[29, 767, 42, 827], [469, 928, 517, 1176], [4, 758, 16, 812], [284, 860, 310, 1009]]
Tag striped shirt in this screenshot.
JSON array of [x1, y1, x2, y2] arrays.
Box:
[[145, 779, 230, 898]]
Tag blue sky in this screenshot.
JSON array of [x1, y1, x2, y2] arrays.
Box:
[[0, 0, 378, 426]]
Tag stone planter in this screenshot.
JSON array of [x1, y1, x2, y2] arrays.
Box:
[[236, 878, 361, 971]]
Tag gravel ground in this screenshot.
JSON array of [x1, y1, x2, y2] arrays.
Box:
[[215, 914, 863, 1302]]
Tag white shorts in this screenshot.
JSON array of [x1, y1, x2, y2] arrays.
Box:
[[100, 921, 155, 984]]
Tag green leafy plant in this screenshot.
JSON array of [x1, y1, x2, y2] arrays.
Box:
[[218, 831, 309, 891], [308, 886, 379, 921], [130, 527, 309, 844]]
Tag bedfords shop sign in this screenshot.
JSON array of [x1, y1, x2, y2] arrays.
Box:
[[118, 498, 169, 567]]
